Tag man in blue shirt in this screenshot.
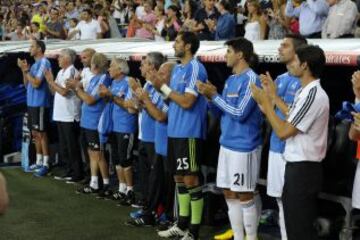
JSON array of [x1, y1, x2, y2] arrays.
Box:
[[126, 62, 176, 227], [66, 53, 111, 195], [197, 37, 263, 240], [213, 0, 236, 40], [17, 40, 52, 177], [260, 34, 307, 240], [98, 58, 137, 200], [127, 52, 167, 208], [285, 0, 329, 38], [154, 31, 208, 240]]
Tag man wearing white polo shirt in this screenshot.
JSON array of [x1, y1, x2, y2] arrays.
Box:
[[68, 8, 102, 40], [251, 45, 329, 240], [45, 48, 83, 183]]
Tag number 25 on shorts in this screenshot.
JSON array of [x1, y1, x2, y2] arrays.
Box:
[[177, 157, 189, 170]]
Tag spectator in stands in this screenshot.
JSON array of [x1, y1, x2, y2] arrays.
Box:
[[181, 0, 198, 32], [97, 58, 137, 201], [25, 22, 44, 40], [66, 53, 111, 195], [65, 1, 80, 20], [97, 8, 111, 38], [193, 0, 220, 40], [64, 1, 80, 30], [44, 7, 66, 39], [321, 0, 358, 38], [161, 5, 182, 41], [112, 0, 134, 36], [285, 0, 329, 38], [67, 18, 80, 40], [0, 172, 9, 215], [265, 0, 289, 39], [151, 4, 166, 41], [4, 23, 26, 41], [134, 0, 157, 39], [211, 0, 236, 40], [17, 40, 52, 177], [244, 0, 267, 41], [44, 48, 83, 183], [348, 70, 360, 212], [31, 3, 48, 33], [68, 8, 102, 40]]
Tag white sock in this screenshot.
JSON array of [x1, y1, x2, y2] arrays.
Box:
[[226, 199, 244, 240], [119, 183, 126, 193], [241, 199, 258, 240], [277, 198, 287, 240], [36, 154, 43, 166], [126, 185, 133, 193], [90, 176, 99, 189], [103, 178, 110, 185], [43, 156, 49, 168], [254, 192, 262, 222]]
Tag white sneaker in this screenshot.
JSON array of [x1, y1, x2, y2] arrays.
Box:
[[180, 232, 196, 240], [158, 224, 186, 238]]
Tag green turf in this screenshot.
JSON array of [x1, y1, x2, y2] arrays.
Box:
[[0, 168, 278, 240], [0, 168, 170, 240]]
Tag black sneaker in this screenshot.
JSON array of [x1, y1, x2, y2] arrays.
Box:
[[97, 185, 113, 199], [76, 185, 99, 194], [119, 190, 135, 206], [131, 198, 147, 208], [112, 191, 126, 201], [54, 174, 72, 181], [125, 215, 155, 227], [66, 177, 83, 184]]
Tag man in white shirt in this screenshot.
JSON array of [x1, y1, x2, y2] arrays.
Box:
[[321, 0, 358, 38], [79, 48, 96, 90], [251, 45, 329, 240], [45, 48, 83, 183], [68, 8, 102, 40]]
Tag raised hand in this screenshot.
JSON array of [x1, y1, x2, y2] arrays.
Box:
[[196, 80, 217, 99], [44, 69, 54, 83], [98, 84, 111, 98], [128, 77, 142, 92], [260, 71, 276, 100], [352, 70, 360, 99], [17, 58, 29, 72]]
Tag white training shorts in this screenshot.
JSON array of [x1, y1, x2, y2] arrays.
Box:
[[267, 151, 287, 198], [352, 161, 360, 209], [216, 146, 261, 192]]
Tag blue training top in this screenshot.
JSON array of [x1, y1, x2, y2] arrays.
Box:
[[269, 72, 301, 153], [80, 73, 111, 130], [210, 68, 263, 152], [27, 57, 52, 107], [111, 76, 137, 134], [167, 58, 208, 139]]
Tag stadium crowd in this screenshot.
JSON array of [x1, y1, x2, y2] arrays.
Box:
[[0, 0, 360, 41]]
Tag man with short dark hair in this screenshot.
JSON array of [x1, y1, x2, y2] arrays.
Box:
[[17, 40, 52, 177], [44, 8, 66, 39], [251, 45, 329, 240], [155, 31, 208, 240], [68, 8, 102, 40], [197, 37, 263, 240], [259, 34, 307, 240]]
